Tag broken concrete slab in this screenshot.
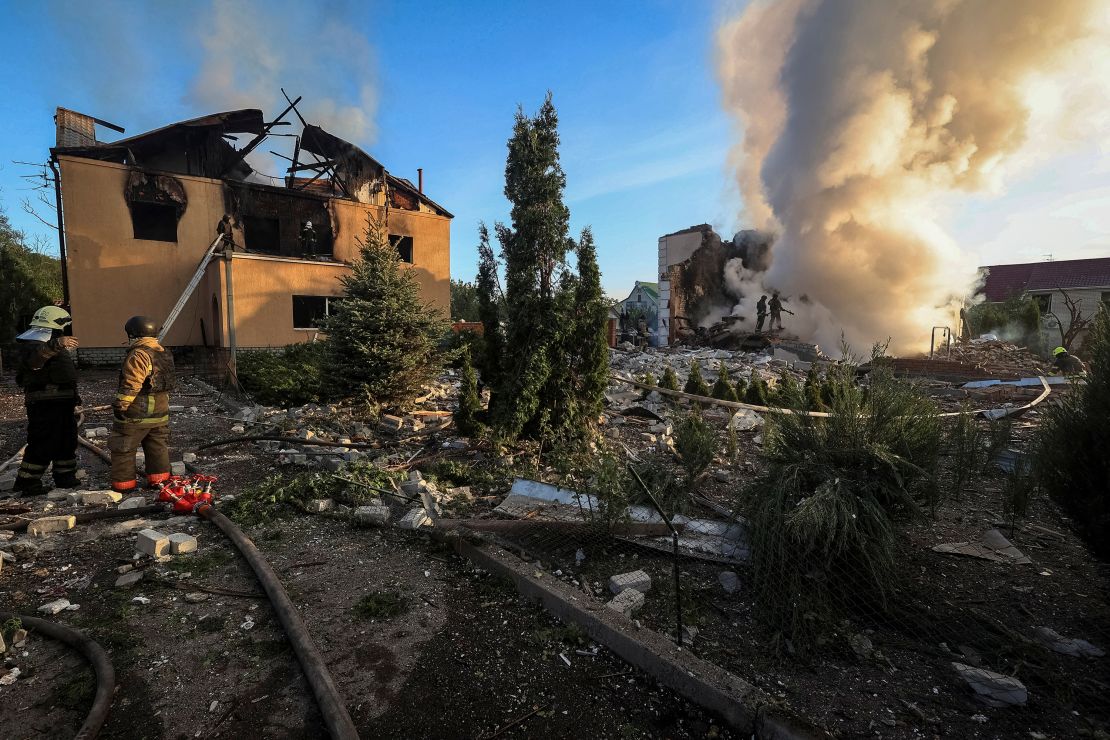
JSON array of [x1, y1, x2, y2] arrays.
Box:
[[353, 504, 391, 527], [609, 570, 652, 595], [115, 570, 143, 588], [952, 662, 1028, 707], [27, 515, 76, 537], [67, 490, 123, 506], [1033, 627, 1105, 658], [718, 571, 740, 594], [168, 533, 198, 554], [398, 508, 430, 530], [38, 598, 72, 615], [136, 529, 170, 557], [932, 528, 1032, 565], [170, 461, 187, 476], [118, 497, 146, 510], [607, 588, 646, 617]]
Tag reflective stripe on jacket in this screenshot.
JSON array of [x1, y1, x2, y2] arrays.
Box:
[[114, 338, 175, 425]]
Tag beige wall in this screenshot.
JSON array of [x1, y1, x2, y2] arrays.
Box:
[[59, 156, 451, 349]]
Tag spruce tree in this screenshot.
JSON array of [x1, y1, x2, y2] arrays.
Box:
[[733, 375, 748, 401], [455, 347, 482, 437], [564, 227, 610, 430], [660, 365, 680, 391], [744, 369, 769, 406], [711, 360, 739, 401], [774, 371, 803, 409], [684, 360, 710, 396], [476, 224, 505, 393], [804, 366, 826, 411], [323, 215, 446, 408]]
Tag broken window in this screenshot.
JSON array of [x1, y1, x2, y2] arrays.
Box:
[[130, 202, 178, 242], [292, 295, 339, 329], [1033, 294, 1052, 314], [392, 234, 414, 263], [1102, 292, 1110, 310], [244, 216, 280, 253]]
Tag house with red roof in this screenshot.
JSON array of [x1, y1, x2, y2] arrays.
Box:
[[978, 256, 1110, 349]]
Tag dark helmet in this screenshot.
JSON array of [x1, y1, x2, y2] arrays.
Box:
[[124, 315, 159, 339]]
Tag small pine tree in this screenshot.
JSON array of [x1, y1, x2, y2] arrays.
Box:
[[660, 365, 680, 391], [733, 375, 748, 401], [774, 372, 803, 409], [712, 360, 739, 401], [675, 411, 717, 489], [744, 370, 769, 406], [455, 347, 482, 437], [804, 366, 826, 411], [684, 360, 711, 396], [640, 372, 657, 399], [323, 215, 446, 408]]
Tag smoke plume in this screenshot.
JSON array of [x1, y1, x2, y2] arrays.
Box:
[[717, 0, 1110, 353]]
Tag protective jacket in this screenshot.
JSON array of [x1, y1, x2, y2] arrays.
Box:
[[1053, 352, 1087, 375], [114, 337, 176, 426], [16, 337, 79, 402]]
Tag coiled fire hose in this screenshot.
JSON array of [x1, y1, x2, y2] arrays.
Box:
[[76, 438, 358, 738], [0, 612, 115, 740]]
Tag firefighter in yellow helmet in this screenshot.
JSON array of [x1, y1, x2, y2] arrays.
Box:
[[13, 306, 81, 495], [1052, 346, 1087, 375], [108, 316, 176, 492]]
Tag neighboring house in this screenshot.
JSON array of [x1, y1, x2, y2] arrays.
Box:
[[616, 280, 660, 346], [978, 257, 1110, 349], [51, 106, 451, 365]]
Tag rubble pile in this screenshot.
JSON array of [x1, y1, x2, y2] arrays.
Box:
[[947, 339, 1049, 378]]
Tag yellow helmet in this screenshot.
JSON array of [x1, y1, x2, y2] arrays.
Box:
[[1052, 346, 1067, 357], [29, 305, 72, 331]]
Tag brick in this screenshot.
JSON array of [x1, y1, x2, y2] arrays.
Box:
[[118, 497, 146, 510], [27, 515, 76, 537], [168, 533, 198, 554], [606, 589, 645, 617], [353, 504, 391, 527], [136, 529, 170, 557], [397, 508, 430, 530], [306, 498, 334, 513], [115, 570, 143, 588], [608, 569, 652, 595], [67, 491, 123, 506], [379, 414, 403, 431]]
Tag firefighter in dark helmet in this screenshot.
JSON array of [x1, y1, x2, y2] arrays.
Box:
[[108, 316, 176, 492], [13, 306, 81, 495]]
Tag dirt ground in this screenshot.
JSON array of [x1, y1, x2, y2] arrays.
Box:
[[0, 371, 733, 739]]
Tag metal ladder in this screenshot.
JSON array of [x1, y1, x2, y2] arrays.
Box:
[[157, 235, 225, 343]]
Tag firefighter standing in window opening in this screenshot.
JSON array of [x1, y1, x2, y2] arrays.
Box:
[[108, 316, 176, 492], [13, 306, 81, 496]]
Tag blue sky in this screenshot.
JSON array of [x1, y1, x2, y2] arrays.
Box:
[[0, 0, 1106, 299]]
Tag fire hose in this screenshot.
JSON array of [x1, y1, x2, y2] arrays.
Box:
[[0, 612, 115, 740]]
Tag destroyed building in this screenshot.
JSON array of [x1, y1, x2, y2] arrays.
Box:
[[51, 106, 452, 364]]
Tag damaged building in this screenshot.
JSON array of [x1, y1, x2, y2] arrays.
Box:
[[51, 105, 451, 364]]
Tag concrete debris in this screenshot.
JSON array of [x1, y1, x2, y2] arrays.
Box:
[[230, 424, 246, 434], [185, 592, 209, 603], [1032, 627, 1105, 658], [607, 588, 645, 618], [932, 529, 1032, 565], [132, 596, 151, 605], [28, 515, 76, 537], [170, 462, 187, 476], [68, 490, 123, 506], [398, 508, 430, 530], [728, 409, 763, 431], [168, 533, 198, 554], [718, 571, 740, 594], [306, 498, 334, 513], [0, 667, 21, 685], [136, 529, 170, 557], [11, 629, 27, 647], [952, 662, 1028, 707], [353, 505, 391, 527], [118, 497, 147, 510], [115, 570, 144, 588], [0, 631, 5, 654], [608, 570, 652, 595], [848, 633, 875, 660], [85, 427, 109, 439], [182, 452, 198, 464], [38, 598, 72, 615]]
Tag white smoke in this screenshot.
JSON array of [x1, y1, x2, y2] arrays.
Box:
[[717, 0, 1110, 353]]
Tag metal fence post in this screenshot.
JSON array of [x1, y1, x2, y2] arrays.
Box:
[[628, 464, 683, 646]]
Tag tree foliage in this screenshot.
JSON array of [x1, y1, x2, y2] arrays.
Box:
[[323, 215, 447, 409], [660, 365, 680, 392], [684, 360, 710, 396], [1034, 306, 1110, 558], [476, 94, 608, 443], [711, 360, 738, 402], [455, 347, 482, 437], [449, 279, 481, 322], [0, 206, 62, 343]]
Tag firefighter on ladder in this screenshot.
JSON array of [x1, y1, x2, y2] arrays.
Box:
[[109, 316, 176, 493], [13, 306, 81, 496]]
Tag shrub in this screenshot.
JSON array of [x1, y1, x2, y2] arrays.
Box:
[[733, 375, 748, 401], [773, 371, 803, 409], [627, 457, 685, 516], [674, 411, 717, 489], [946, 402, 984, 500], [1033, 307, 1110, 559], [747, 365, 940, 647], [744, 370, 769, 406], [804, 366, 826, 411], [684, 360, 710, 396], [660, 365, 680, 391], [455, 347, 482, 437], [711, 361, 739, 402], [237, 343, 328, 407]]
